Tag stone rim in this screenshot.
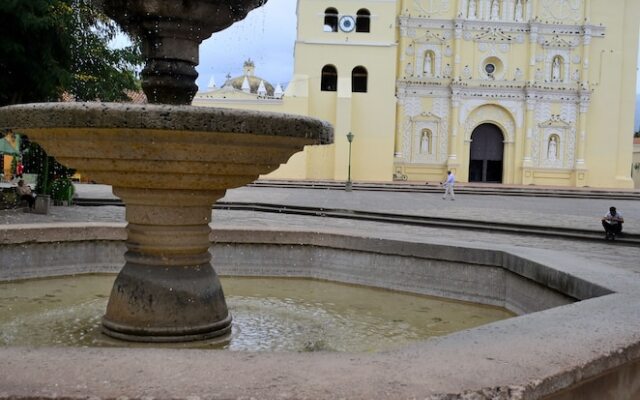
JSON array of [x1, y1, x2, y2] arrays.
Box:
[[0, 102, 334, 145]]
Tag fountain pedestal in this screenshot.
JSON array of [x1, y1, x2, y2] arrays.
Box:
[[102, 188, 231, 342]]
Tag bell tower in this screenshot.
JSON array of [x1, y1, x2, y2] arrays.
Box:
[[289, 0, 399, 181]]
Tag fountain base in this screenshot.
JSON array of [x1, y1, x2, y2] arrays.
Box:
[[102, 261, 232, 342]]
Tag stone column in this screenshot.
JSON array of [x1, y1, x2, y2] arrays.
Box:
[[574, 95, 589, 186], [581, 27, 592, 85], [522, 97, 536, 184], [102, 187, 232, 342], [528, 24, 539, 82], [395, 94, 406, 159], [448, 97, 461, 173], [452, 22, 463, 79]]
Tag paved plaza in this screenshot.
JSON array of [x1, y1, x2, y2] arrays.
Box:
[[4, 183, 640, 233], [2, 182, 640, 274]]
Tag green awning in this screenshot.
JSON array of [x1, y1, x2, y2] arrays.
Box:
[[0, 137, 19, 156]]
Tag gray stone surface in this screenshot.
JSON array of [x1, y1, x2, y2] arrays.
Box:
[[0, 103, 333, 144]]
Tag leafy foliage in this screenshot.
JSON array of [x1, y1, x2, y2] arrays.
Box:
[[0, 0, 142, 106], [0, 0, 143, 193], [0, 0, 71, 105]]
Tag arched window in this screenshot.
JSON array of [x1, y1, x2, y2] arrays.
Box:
[[551, 55, 564, 82], [352, 66, 367, 93], [324, 8, 338, 32], [356, 9, 370, 32], [321, 65, 338, 91]]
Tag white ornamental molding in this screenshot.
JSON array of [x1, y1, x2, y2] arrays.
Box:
[[411, 118, 440, 164], [415, 31, 448, 44], [406, 45, 415, 56], [561, 102, 578, 123], [401, 117, 413, 162], [405, 63, 413, 76], [474, 27, 514, 43], [398, 83, 451, 98], [538, 114, 572, 129], [404, 96, 423, 117], [413, 0, 451, 18], [541, 35, 579, 49], [539, 0, 583, 24], [567, 127, 577, 166], [498, 99, 524, 127], [514, 67, 524, 81], [399, 17, 454, 31], [579, 94, 591, 113], [463, 103, 516, 143], [539, 128, 567, 169], [530, 23, 605, 38], [534, 101, 552, 127], [536, 115, 575, 169], [571, 69, 580, 82], [571, 54, 581, 64], [462, 65, 473, 79], [434, 97, 451, 162], [415, 44, 443, 78], [544, 49, 571, 83], [444, 45, 453, 57]]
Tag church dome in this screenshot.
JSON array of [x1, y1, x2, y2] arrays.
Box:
[[222, 59, 275, 96]]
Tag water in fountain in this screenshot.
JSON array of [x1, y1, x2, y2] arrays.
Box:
[[0, 275, 513, 351]]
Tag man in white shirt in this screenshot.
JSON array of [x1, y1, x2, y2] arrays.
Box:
[[602, 206, 624, 240], [442, 170, 455, 201]]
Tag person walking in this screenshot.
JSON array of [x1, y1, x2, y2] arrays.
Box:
[[442, 170, 455, 201], [602, 206, 624, 240]]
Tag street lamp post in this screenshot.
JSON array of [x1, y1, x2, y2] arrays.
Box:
[[346, 131, 354, 192]]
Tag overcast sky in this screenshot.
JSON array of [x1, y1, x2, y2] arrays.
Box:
[[196, 0, 298, 90]]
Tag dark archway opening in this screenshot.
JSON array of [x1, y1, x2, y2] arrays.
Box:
[[469, 123, 504, 183]]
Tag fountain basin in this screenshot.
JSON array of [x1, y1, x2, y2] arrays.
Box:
[[1, 221, 640, 398]]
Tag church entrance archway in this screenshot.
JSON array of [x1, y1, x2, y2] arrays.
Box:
[[469, 123, 504, 183]]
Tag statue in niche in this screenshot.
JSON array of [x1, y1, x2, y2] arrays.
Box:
[[547, 136, 558, 161], [420, 130, 431, 154], [468, 0, 477, 19], [423, 52, 433, 77], [514, 0, 523, 21], [490, 0, 500, 20], [552, 57, 562, 82]]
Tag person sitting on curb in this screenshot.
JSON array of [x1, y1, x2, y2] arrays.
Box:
[[602, 206, 624, 240], [16, 179, 35, 210]]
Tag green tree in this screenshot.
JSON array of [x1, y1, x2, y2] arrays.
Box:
[[0, 0, 142, 193], [0, 0, 141, 106], [0, 0, 71, 105]]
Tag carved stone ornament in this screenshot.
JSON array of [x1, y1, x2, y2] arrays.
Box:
[[413, 0, 451, 17], [462, 103, 516, 143]]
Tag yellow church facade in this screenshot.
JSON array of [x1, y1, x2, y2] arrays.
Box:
[[193, 0, 640, 188]]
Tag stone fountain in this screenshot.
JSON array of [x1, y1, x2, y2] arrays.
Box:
[[0, 0, 332, 342]]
